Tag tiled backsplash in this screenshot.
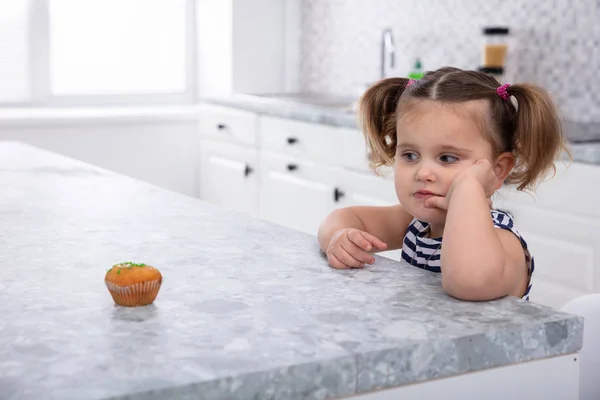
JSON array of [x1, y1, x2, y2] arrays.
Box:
[[300, 0, 600, 123]]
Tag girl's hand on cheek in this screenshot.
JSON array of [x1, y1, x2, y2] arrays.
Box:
[[423, 194, 450, 210], [451, 159, 497, 196], [424, 160, 496, 211], [424, 192, 494, 211]]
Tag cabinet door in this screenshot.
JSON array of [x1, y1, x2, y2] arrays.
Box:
[[494, 162, 600, 309], [333, 175, 398, 208], [259, 152, 336, 235], [197, 140, 259, 216]]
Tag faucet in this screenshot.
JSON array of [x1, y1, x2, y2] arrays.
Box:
[[381, 28, 395, 79]]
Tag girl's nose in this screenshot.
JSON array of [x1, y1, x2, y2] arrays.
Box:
[[415, 162, 436, 182]]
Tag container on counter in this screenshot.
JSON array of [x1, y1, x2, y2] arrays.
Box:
[[478, 26, 510, 83]]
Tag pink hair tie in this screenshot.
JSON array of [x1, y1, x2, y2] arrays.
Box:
[[497, 83, 511, 100], [406, 79, 416, 87]]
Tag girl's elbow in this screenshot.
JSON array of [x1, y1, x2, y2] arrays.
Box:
[[442, 280, 499, 301], [441, 267, 507, 302]]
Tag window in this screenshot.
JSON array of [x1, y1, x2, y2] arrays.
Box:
[[0, 0, 30, 103], [0, 0, 196, 106]]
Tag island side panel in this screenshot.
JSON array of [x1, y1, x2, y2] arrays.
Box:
[[344, 353, 579, 399]]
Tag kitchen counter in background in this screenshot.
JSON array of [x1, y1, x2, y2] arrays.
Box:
[[0, 142, 583, 399], [198, 93, 600, 166]]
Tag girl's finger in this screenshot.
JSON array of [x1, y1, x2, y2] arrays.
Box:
[[424, 196, 449, 210], [360, 231, 388, 251], [333, 248, 365, 269], [341, 241, 375, 265], [328, 253, 349, 269], [347, 229, 373, 251]]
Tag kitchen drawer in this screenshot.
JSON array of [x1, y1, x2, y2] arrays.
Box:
[[258, 115, 372, 172], [259, 151, 399, 236], [198, 104, 258, 146]]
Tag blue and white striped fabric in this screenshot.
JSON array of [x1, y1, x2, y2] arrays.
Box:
[[401, 209, 534, 300]]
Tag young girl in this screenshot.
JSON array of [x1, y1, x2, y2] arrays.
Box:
[[317, 66, 570, 302]]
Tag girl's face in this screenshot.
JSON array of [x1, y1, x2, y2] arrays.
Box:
[[393, 100, 496, 227]]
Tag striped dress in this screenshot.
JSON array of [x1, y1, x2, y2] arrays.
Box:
[[400, 209, 534, 300]]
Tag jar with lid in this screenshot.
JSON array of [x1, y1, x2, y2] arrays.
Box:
[[478, 26, 510, 82]]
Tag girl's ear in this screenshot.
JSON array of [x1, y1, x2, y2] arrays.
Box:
[[493, 152, 515, 189]]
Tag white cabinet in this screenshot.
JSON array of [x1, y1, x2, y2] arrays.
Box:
[[197, 103, 260, 216], [259, 152, 336, 235], [332, 171, 398, 208], [257, 114, 398, 237], [494, 162, 600, 309], [197, 107, 405, 262], [198, 104, 258, 145], [259, 115, 372, 172], [197, 140, 260, 217]]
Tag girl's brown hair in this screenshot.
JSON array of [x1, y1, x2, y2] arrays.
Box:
[[357, 66, 571, 191]]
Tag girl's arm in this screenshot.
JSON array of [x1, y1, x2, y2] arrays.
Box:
[[317, 204, 413, 253], [438, 175, 528, 301]]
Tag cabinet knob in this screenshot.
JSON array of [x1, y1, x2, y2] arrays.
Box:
[[217, 123, 227, 130], [334, 187, 345, 202], [286, 137, 298, 145], [244, 164, 254, 177], [286, 164, 298, 172]]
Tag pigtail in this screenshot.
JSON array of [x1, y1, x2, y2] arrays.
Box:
[[357, 78, 411, 170], [506, 83, 571, 191]]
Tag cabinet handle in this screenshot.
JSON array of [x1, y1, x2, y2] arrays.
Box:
[[244, 164, 254, 177], [334, 187, 345, 202], [287, 137, 298, 145], [286, 164, 298, 172], [217, 123, 227, 130]]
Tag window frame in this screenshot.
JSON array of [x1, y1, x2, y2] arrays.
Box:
[[0, 0, 198, 108]]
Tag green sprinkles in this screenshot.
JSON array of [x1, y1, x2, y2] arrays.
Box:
[[112, 261, 148, 269]]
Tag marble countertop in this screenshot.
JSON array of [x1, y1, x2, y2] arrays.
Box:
[[0, 142, 583, 400], [198, 93, 600, 166], [199, 93, 358, 128]]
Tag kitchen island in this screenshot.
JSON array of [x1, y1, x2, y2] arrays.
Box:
[[0, 142, 583, 399]]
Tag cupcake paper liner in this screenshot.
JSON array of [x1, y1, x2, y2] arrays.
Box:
[[105, 279, 161, 307]]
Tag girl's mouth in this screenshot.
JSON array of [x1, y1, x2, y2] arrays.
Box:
[[414, 190, 437, 199]]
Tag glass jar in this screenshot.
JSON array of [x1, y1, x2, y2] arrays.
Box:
[[479, 26, 510, 82], [482, 27, 510, 67]]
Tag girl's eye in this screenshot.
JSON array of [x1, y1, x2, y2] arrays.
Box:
[[403, 152, 418, 161], [440, 154, 459, 163]]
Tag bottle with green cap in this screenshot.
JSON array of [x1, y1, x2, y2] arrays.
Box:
[[407, 58, 424, 79]]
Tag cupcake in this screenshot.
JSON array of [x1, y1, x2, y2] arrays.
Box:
[[105, 262, 162, 307]]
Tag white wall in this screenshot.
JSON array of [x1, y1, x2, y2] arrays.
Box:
[[231, 0, 285, 94], [196, 0, 233, 94], [0, 109, 199, 197], [196, 0, 293, 95]]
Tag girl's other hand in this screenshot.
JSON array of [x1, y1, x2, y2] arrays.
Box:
[[452, 159, 497, 197], [326, 228, 388, 269], [425, 159, 496, 210], [424, 195, 494, 211]]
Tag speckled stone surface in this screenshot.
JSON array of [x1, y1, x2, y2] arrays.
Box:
[[198, 93, 358, 128], [198, 95, 600, 166], [568, 142, 600, 165], [0, 142, 583, 400]]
